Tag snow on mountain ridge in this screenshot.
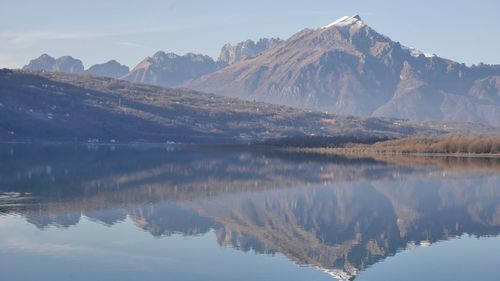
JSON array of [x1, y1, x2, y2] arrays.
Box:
[[322, 14, 364, 29], [402, 46, 437, 58]]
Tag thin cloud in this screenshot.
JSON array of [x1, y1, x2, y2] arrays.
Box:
[[2, 236, 176, 263], [116, 41, 151, 50], [1, 30, 109, 45], [0, 26, 183, 46]]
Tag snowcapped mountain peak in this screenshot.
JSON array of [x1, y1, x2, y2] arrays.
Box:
[[322, 14, 364, 29]]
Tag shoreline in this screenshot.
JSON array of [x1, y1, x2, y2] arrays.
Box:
[[285, 147, 500, 158], [1, 140, 499, 158]]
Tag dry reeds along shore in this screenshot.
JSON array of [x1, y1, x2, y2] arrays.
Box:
[[342, 135, 500, 154]]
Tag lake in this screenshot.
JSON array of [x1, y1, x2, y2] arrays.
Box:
[[0, 144, 499, 281]]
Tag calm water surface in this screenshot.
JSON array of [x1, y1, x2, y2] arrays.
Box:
[[0, 144, 499, 281]]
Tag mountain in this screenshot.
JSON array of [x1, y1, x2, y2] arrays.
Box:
[[24, 55, 130, 78], [121, 38, 282, 87], [85, 60, 129, 78], [185, 15, 500, 126], [21, 37, 283, 88], [53, 56, 85, 74], [219, 38, 283, 65], [23, 54, 84, 74], [22, 54, 56, 72], [122, 51, 224, 87], [6, 69, 492, 143]]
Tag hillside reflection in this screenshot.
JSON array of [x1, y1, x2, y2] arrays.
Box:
[[1, 145, 499, 280]]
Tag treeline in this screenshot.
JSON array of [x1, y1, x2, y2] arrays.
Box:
[[260, 135, 391, 148], [351, 135, 500, 154]]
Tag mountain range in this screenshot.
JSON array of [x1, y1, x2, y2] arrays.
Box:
[[22, 37, 279, 87], [186, 15, 500, 126], [20, 15, 500, 127], [23, 54, 129, 79], [6, 69, 473, 143], [2, 69, 496, 143], [119, 39, 284, 87], [23, 54, 85, 74]]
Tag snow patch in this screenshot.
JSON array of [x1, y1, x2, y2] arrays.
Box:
[[323, 14, 364, 29], [315, 266, 356, 281], [403, 46, 436, 58]]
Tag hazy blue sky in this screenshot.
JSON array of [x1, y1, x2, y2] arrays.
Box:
[[1, 0, 499, 69]]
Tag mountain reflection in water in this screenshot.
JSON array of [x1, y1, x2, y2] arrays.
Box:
[[0, 144, 499, 280]]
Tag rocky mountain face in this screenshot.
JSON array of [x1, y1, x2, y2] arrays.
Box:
[[23, 54, 84, 74], [185, 15, 500, 126], [121, 39, 282, 87], [122, 51, 224, 87], [23, 54, 130, 78], [22, 54, 56, 72], [20, 38, 282, 87], [85, 60, 129, 78], [218, 38, 283, 65]]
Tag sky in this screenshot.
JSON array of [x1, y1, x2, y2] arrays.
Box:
[[1, 0, 499, 69]]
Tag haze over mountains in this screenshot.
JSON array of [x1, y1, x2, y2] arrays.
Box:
[[122, 52, 224, 87], [85, 60, 130, 79], [19, 15, 500, 127], [22, 37, 280, 87], [23, 54, 129, 79], [23, 54, 85, 74], [218, 38, 283, 65], [121, 38, 284, 87]]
